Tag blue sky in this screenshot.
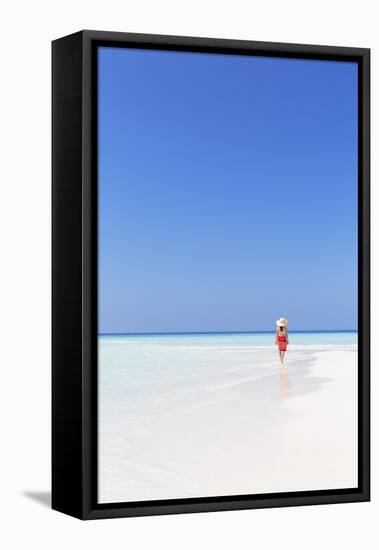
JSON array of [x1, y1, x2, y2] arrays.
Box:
[[98, 47, 358, 333]]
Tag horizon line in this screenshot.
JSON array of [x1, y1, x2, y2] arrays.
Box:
[[99, 329, 358, 336]]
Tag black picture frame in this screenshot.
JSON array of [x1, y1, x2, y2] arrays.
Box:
[[52, 30, 370, 520]]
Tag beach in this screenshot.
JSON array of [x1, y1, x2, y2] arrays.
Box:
[[98, 332, 358, 503]]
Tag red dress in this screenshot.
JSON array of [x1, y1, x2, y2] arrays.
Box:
[[277, 334, 287, 351]]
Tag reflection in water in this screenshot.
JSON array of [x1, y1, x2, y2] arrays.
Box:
[[280, 366, 291, 396]]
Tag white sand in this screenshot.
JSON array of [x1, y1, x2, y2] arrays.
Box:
[[99, 343, 358, 503]]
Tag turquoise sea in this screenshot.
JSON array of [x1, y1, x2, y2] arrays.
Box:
[[99, 330, 357, 346], [98, 330, 357, 399]]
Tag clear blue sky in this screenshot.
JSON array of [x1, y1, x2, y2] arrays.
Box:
[[98, 47, 358, 333]]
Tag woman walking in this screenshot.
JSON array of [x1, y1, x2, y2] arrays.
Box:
[[276, 318, 289, 364]]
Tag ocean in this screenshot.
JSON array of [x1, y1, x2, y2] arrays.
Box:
[[99, 331, 357, 397]]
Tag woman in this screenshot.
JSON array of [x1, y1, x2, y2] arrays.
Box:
[[275, 318, 289, 364]]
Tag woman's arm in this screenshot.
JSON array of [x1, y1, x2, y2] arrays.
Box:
[[285, 327, 289, 344], [275, 328, 279, 344]]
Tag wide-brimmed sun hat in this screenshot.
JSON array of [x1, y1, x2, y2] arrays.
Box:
[[276, 317, 288, 327]]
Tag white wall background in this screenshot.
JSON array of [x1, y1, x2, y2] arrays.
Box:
[[0, 1, 376, 547]]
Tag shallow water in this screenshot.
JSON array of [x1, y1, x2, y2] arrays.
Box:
[[99, 331, 357, 398]]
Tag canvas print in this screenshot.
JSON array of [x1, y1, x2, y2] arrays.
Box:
[[98, 47, 358, 504]]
